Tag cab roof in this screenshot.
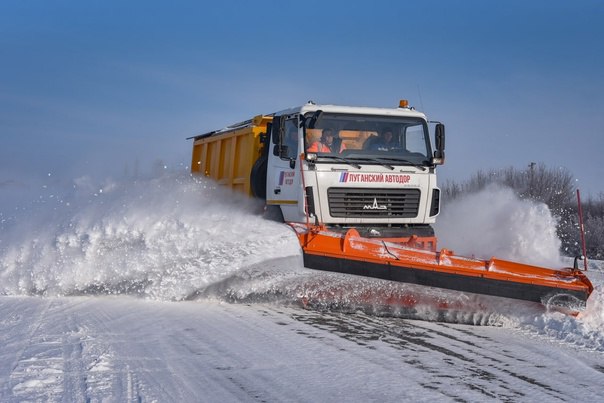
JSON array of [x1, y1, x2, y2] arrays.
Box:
[[275, 101, 427, 120]]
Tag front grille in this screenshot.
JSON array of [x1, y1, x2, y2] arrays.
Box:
[[328, 188, 420, 218]]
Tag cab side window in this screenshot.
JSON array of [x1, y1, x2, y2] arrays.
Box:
[[284, 118, 299, 159], [405, 124, 428, 156]]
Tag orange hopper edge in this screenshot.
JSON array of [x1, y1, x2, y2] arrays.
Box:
[[290, 223, 594, 308]]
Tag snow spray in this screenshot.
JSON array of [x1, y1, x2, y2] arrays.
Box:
[[0, 173, 300, 299], [435, 184, 564, 268]]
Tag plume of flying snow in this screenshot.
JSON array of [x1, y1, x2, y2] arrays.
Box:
[[0, 173, 301, 299], [435, 184, 564, 268]]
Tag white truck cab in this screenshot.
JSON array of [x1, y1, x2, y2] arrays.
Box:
[[265, 100, 445, 243]]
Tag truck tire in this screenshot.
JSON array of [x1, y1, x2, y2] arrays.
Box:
[[264, 205, 284, 222], [250, 156, 267, 199]]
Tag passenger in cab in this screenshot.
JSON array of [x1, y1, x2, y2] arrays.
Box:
[[306, 128, 346, 153], [370, 129, 398, 151]]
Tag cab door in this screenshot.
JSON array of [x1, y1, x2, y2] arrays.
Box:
[[266, 115, 302, 221]]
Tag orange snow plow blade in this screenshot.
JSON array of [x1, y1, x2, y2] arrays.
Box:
[[291, 224, 594, 310]]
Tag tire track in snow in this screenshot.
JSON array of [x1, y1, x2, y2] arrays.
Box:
[[65, 299, 158, 403], [284, 307, 603, 401], [3, 299, 73, 402], [59, 312, 88, 402], [0, 298, 150, 402]]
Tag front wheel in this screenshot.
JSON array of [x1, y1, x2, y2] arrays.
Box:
[[263, 205, 284, 222], [250, 156, 267, 199]]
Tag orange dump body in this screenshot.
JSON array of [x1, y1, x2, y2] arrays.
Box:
[[291, 224, 594, 309]]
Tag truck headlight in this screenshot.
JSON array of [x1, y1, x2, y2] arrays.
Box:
[[306, 153, 317, 162]]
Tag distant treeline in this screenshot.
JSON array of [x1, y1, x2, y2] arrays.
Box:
[[441, 164, 604, 260]]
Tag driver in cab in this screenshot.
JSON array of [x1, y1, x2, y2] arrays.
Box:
[[306, 128, 346, 153]]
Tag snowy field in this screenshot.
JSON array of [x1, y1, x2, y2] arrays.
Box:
[[1, 174, 603, 402]]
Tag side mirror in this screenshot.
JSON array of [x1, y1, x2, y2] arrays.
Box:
[[432, 123, 446, 165], [435, 123, 445, 152]]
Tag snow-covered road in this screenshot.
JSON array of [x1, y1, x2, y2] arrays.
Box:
[[1, 295, 603, 402]]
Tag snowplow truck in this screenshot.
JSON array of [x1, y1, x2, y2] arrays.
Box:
[[190, 100, 593, 312], [190, 100, 443, 250]]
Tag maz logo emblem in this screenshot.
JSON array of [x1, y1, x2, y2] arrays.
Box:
[[363, 198, 387, 210]]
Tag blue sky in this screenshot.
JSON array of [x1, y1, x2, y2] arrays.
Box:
[[1, 0, 603, 195]]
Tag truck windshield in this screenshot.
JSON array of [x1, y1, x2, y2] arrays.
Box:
[[303, 113, 432, 166]]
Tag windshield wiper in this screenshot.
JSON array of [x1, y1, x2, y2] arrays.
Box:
[[346, 157, 395, 170], [316, 155, 362, 169], [350, 156, 427, 171], [381, 157, 428, 171]]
